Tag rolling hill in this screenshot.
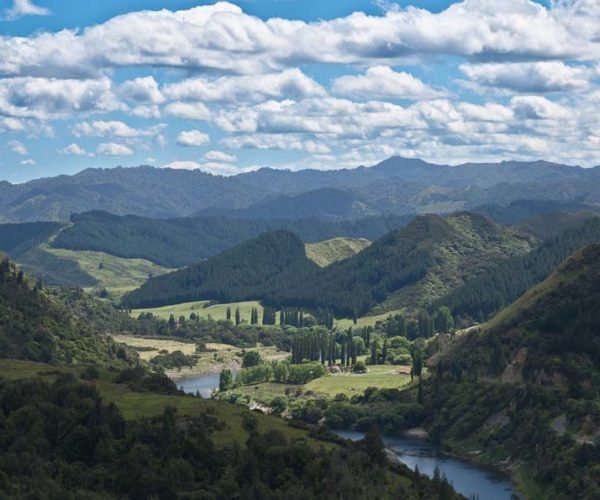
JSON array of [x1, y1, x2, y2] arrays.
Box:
[[123, 212, 534, 317], [426, 243, 600, 498]]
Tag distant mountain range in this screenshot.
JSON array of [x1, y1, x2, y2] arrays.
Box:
[[1, 157, 599, 222]]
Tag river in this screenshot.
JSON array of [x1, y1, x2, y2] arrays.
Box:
[[177, 372, 221, 398], [178, 374, 517, 499], [336, 430, 517, 500]]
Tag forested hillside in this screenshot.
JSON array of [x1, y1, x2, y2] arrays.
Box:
[[51, 211, 413, 267], [0, 254, 128, 365], [425, 243, 600, 498], [124, 212, 533, 316], [439, 216, 600, 321], [123, 231, 320, 308]]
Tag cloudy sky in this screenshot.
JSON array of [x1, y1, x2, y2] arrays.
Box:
[[0, 0, 599, 182]]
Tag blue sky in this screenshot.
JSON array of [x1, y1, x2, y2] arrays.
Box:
[[0, 0, 597, 182]]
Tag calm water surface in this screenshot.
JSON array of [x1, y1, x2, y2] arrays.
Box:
[[177, 372, 221, 398], [335, 430, 517, 500]]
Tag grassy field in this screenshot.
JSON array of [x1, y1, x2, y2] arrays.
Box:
[[227, 363, 412, 401], [46, 246, 173, 296], [305, 365, 411, 398], [114, 335, 288, 376], [131, 299, 279, 324], [305, 237, 371, 267], [0, 359, 331, 450]]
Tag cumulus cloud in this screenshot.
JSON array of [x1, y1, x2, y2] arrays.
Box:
[[203, 150, 237, 162], [59, 143, 91, 156], [461, 61, 594, 93], [164, 69, 325, 104], [164, 102, 211, 121], [332, 66, 447, 100], [510, 95, 572, 120], [96, 143, 133, 156], [73, 120, 141, 138], [3, 0, 51, 21], [176, 130, 210, 147], [118, 76, 164, 104], [20, 159, 36, 165], [222, 133, 331, 154], [7, 140, 28, 155], [0, 77, 121, 120], [1, 1, 599, 79]]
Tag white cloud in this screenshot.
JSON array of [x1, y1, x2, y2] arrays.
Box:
[[59, 143, 91, 156], [130, 105, 161, 119], [0, 117, 24, 132], [118, 76, 164, 104], [0, 77, 120, 120], [176, 130, 210, 147], [510, 96, 572, 120], [73, 120, 142, 138], [4, 0, 51, 21], [203, 150, 237, 162], [1, 1, 599, 79], [461, 62, 593, 93], [96, 142, 133, 156], [332, 66, 447, 100], [222, 133, 331, 154], [164, 69, 325, 104], [164, 102, 211, 121], [6, 140, 27, 155], [20, 159, 36, 165]]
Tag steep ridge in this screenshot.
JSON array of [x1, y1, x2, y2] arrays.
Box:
[[426, 244, 600, 498]]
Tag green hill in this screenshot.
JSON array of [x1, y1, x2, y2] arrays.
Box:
[[0, 253, 129, 366], [426, 244, 600, 498], [305, 237, 371, 267], [124, 212, 533, 317]]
